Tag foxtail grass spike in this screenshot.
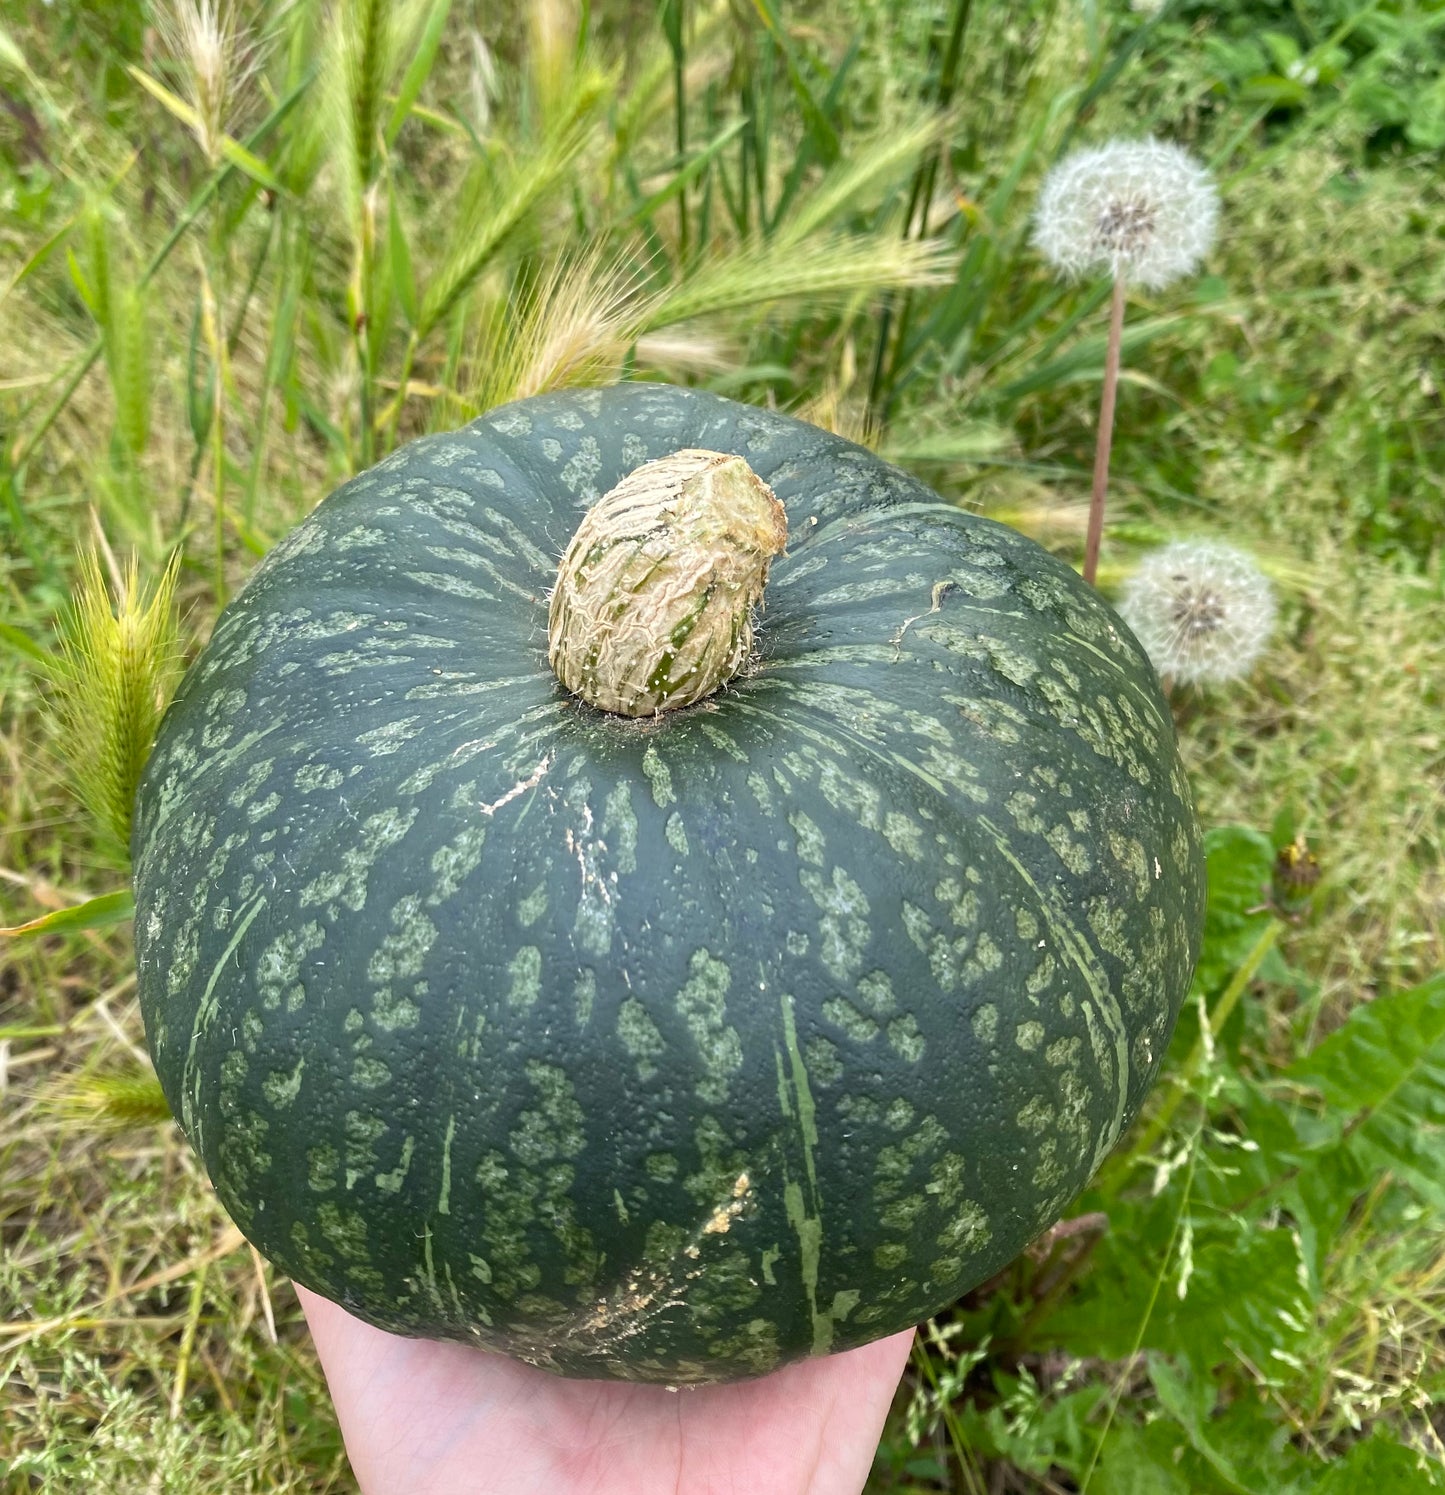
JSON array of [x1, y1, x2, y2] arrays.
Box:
[[49, 550, 182, 852], [468, 252, 645, 414], [155, 0, 258, 168], [646, 234, 950, 330], [46, 1069, 173, 1134]]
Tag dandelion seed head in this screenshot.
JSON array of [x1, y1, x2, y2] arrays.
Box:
[[1032, 137, 1219, 289], [1119, 540, 1275, 686]]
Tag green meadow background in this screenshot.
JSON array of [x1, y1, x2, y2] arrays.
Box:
[[1, 1, 1442, 1489]]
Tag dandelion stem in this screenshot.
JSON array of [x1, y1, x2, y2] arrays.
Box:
[[1084, 272, 1126, 587]]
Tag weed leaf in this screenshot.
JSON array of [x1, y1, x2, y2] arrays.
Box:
[[1289, 972, 1445, 1210], [0, 889, 135, 940]]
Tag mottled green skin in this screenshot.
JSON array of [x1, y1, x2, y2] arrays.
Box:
[[132, 385, 1204, 1383]]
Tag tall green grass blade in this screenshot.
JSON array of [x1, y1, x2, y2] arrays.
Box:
[[109, 283, 152, 458], [227, 215, 278, 357], [72, 202, 152, 460], [867, 0, 974, 416], [3, 216, 74, 308], [1059, 0, 1184, 157], [0, 889, 135, 941], [65, 246, 97, 316], [0, 19, 24, 69], [388, 191, 419, 328], [881, 425, 1012, 465], [658, 0, 687, 251], [953, 279, 1094, 389], [384, 0, 453, 145], [754, 44, 775, 221], [8, 69, 315, 475], [746, 0, 839, 163], [346, 0, 389, 197], [526, 0, 580, 129], [611, 45, 672, 166], [629, 119, 746, 225], [0, 621, 52, 665], [767, 33, 860, 231], [365, 214, 397, 373], [186, 293, 214, 449], [902, 90, 1074, 380], [83, 201, 111, 322], [995, 305, 1239, 402]]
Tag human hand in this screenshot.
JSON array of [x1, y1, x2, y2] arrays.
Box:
[[298, 1285, 913, 1495]]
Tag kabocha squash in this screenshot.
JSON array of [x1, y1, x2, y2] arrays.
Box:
[[132, 384, 1204, 1384]]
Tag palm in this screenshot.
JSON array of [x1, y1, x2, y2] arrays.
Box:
[[298, 1286, 912, 1495]]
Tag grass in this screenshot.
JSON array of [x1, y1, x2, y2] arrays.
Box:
[[2, 0, 1443, 1489]]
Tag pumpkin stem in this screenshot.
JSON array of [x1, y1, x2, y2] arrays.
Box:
[[548, 450, 787, 717]]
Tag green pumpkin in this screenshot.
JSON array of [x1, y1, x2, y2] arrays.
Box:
[[132, 384, 1204, 1384]]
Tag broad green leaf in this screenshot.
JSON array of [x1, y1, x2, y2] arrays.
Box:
[[1163, 1228, 1312, 1374], [955, 1378, 1107, 1478], [1092, 1420, 1193, 1495], [1284, 1141, 1372, 1291], [1049, 1208, 1311, 1376], [1312, 1430, 1445, 1492], [1192, 825, 1276, 995], [1, 889, 135, 940], [1190, 1073, 1307, 1214], [1148, 1357, 1247, 1491], [1289, 972, 1445, 1210], [1098, 1360, 1324, 1494]]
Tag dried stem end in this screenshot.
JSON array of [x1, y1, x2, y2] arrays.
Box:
[[548, 450, 787, 717]]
